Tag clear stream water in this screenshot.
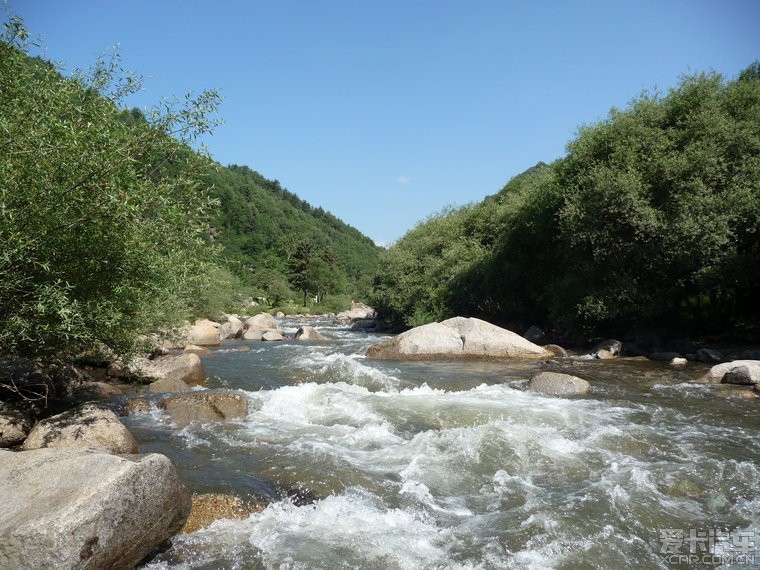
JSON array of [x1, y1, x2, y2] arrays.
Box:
[[123, 317, 759, 570]]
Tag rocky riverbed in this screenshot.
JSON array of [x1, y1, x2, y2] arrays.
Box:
[[1, 310, 758, 568]]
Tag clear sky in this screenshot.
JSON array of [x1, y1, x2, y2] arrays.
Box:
[[9, 1, 759, 246]]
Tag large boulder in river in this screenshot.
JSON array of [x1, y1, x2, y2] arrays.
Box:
[[0, 447, 191, 569], [593, 339, 622, 359], [295, 326, 327, 341], [245, 313, 277, 331], [526, 371, 591, 396], [700, 360, 760, 385], [366, 317, 551, 361], [23, 403, 138, 454], [219, 321, 243, 340], [161, 392, 249, 428], [0, 401, 34, 448], [187, 319, 221, 347], [261, 331, 284, 342], [141, 353, 205, 387]]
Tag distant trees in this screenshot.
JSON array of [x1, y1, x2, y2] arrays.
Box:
[[371, 64, 760, 336]]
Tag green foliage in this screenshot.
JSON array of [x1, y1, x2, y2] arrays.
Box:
[[0, 19, 230, 358], [372, 65, 760, 336], [207, 164, 380, 303]]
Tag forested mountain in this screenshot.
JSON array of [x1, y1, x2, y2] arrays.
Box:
[[207, 164, 380, 305], [371, 64, 760, 338]]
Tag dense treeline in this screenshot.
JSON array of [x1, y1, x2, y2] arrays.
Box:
[[371, 65, 760, 338], [0, 19, 231, 358], [207, 164, 380, 306], [0, 16, 379, 359]]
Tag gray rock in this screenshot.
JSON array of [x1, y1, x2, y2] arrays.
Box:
[[140, 353, 205, 388], [23, 403, 138, 454], [0, 447, 190, 569], [244, 313, 277, 331], [525, 371, 590, 396], [161, 392, 249, 428], [295, 326, 327, 341], [261, 331, 284, 342], [700, 360, 760, 384], [523, 325, 546, 344], [596, 349, 616, 360], [695, 348, 723, 363], [219, 321, 243, 340], [722, 365, 757, 386], [73, 381, 123, 399], [593, 339, 622, 358], [187, 319, 221, 347], [243, 328, 264, 340], [543, 344, 568, 358], [0, 402, 33, 448], [148, 376, 192, 394], [183, 344, 211, 355], [350, 318, 377, 330], [366, 317, 551, 361]]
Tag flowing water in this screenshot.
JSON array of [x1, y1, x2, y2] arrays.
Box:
[[127, 317, 760, 569]]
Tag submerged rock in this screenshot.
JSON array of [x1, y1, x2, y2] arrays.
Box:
[[148, 376, 192, 394], [23, 403, 138, 454], [366, 317, 551, 361], [0, 447, 191, 569], [180, 493, 265, 534], [161, 392, 248, 427], [525, 371, 590, 396]]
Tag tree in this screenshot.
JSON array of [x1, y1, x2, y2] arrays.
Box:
[[0, 15, 228, 358]]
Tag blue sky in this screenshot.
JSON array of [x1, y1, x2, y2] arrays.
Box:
[[10, 1, 759, 246]]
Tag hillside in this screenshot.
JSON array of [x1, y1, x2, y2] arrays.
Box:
[[208, 164, 380, 305], [370, 64, 760, 339]]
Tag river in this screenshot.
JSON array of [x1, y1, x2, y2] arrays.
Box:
[[127, 317, 759, 569]]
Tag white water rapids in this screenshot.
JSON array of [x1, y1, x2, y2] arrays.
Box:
[[126, 317, 759, 569]]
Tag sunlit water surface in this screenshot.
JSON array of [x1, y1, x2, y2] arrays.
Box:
[[124, 317, 759, 569]]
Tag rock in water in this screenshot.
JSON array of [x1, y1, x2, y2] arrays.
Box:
[[366, 317, 551, 361], [261, 331, 284, 342], [295, 326, 327, 341], [700, 360, 760, 384], [23, 403, 138, 454], [525, 371, 590, 395], [161, 392, 249, 428], [180, 493, 265, 534], [187, 319, 221, 347], [244, 313, 277, 331], [141, 353, 206, 388], [366, 322, 463, 360], [0, 447, 191, 569]]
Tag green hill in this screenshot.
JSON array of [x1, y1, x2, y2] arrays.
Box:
[[207, 164, 380, 306]]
